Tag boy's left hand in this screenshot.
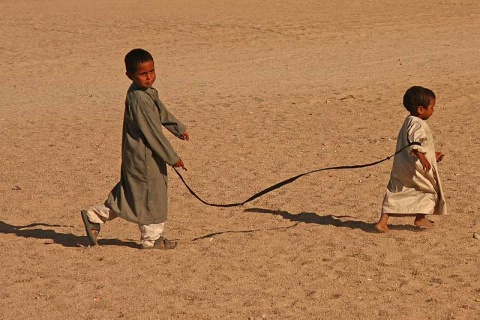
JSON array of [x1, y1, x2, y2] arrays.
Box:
[[435, 151, 444, 162], [179, 131, 189, 141]]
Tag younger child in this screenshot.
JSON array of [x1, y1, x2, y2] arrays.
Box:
[[375, 86, 447, 232], [81, 48, 189, 249]]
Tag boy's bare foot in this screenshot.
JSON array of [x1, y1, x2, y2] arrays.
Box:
[[374, 223, 389, 233], [374, 213, 389, 233], [414, 216, 434, 228]]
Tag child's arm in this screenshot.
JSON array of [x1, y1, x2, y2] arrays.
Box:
[[154, 97, 188, 138], [412, 149, 431, 172], [130, 93, 182, 166]]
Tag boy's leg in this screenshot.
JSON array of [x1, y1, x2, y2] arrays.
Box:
[[139, 223, 177, 249], [414, 214, 434, 228], [85, 204, 118, 224], [374, 213, 390, 233], [81, 204, 118, 245]]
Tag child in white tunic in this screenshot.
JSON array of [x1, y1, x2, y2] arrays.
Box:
[[375, 86, 447, 233]]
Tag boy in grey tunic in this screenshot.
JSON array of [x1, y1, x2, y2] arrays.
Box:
[[81, 49, 189, 249]]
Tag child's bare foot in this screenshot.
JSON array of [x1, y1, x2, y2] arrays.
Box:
[[414, 216, 434, 228], [374, 223, 389, 233], [374, 213, 389, 233]]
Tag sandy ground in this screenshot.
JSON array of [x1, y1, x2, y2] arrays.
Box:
[[1, 0, 480, 319]]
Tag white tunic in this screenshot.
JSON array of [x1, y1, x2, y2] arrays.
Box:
[[382, 115, 447, 215]]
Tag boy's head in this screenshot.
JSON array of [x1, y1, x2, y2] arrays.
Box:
[[403, 86, 436, 120], [125, 48, 156, 89]]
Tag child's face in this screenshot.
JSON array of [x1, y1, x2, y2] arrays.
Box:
[[127, 60, 156, 89], [417, 98, 435, 120]]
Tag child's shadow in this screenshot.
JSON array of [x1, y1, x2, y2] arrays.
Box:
[[244, 208, 422, 233], [193, 208, 421, 240], [0, 220, 138, 248]]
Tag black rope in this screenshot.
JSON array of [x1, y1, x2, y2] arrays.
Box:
[[173, 142, 419, 207]]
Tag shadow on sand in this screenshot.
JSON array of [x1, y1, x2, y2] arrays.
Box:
[[0, 221, 139, 248], [192, 222, 300, 241], [244, 208, 424, 233], [192, 208, 423, 240]]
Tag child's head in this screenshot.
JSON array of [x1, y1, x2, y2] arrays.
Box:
[[125, 48, 156, 89], [403, 86, 436, 120]]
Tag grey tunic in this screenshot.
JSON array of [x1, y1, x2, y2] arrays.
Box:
[[105, 84, 186, 224], [382, 116, 447, 215]]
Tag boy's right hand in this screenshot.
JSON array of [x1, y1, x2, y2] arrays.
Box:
[[412, 149, 431, 172], [417, 152, 431, 172], [173, 159, 187, 171]]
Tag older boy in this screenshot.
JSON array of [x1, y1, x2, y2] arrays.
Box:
[[81, 48, 189, 249]]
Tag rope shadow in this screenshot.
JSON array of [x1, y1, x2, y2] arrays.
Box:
[[244, 208, 425, 233], [192, 223, 300, 241], [0, 220, 139, 248]]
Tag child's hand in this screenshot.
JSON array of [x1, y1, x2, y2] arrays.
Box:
[[173, 159, 187, 171], [413, 149, 431, 172], [435, 151, 444, 162], [417, 152, 431, 172], [179, 131, 189, 141]]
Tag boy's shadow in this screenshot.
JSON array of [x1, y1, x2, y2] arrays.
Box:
[[193, 208, 422, 240], [0, 220, 138, 248], [244, 208, 422, 232]]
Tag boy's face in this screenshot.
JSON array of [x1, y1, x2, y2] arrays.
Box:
[[417, 98, 435, 120], [127, 60, 156, 89]]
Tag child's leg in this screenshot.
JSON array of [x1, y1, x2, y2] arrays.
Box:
[[374, 213, 390, 233], [81, 204, 117, 245], [85, 204, 118, 224], [138, 223, 164, 245], [139, 223, 177, 249], [414, 214, 434, 228]]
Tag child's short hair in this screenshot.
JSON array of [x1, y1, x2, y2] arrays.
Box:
[[125, 49, 154, 74], [403, 86, 436, 114]]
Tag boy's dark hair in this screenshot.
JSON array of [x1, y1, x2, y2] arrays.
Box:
[[403, 86, 436, 114], [125, 48, 154, 74]]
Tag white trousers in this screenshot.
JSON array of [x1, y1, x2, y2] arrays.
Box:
[[85, 204, 164, 247]]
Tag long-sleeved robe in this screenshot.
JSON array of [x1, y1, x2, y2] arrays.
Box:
[[382, 115, 447, 215], [105, 84, 186, 224]]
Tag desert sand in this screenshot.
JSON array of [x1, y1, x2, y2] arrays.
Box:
[[1, 0, 480, 319]]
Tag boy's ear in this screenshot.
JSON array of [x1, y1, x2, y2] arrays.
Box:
[[417, 105, 425, 115], [126, 72, 133, 80]]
